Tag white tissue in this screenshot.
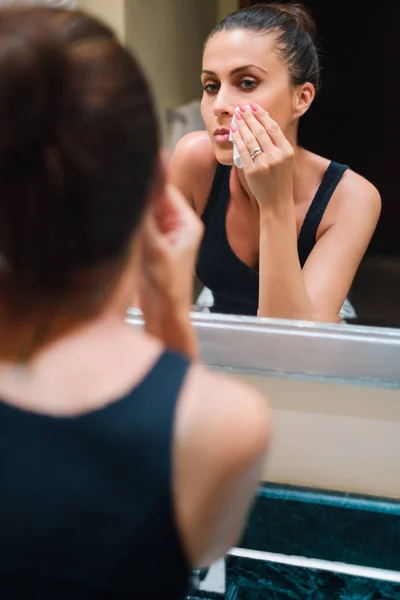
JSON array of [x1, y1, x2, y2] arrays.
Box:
[[229, 115, 243, 169]]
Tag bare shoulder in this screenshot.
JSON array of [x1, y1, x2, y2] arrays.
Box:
[[173, 362, 270, 567], [172, 131, 215, 166], [338, 169, 381, 215], [326, 168, 381, 240], [168, 131, 217, 215], [308, 151, 381, 230], [175, 362, 270, 465]]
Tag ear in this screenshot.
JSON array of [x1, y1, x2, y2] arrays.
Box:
[[292, 82, 315, 120]]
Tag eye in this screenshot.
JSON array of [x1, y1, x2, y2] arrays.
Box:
[[203, 82, 219, 95], [240, 79, 258, 91]]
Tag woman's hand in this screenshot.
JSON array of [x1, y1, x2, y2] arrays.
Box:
[[230, 103, 294, 213], [140, 184, 203, 309], [138, 184, 203, 356]]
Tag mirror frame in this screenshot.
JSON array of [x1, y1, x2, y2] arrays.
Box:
[[126, 309, 400, 388]]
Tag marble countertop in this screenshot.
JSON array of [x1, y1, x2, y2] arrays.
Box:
[[188, 483, 400, 599]]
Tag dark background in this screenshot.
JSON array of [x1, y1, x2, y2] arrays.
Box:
[[240, 0, 400, 325]]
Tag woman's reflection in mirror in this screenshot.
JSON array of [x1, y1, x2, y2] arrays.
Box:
[[169, 3, 381, 323]]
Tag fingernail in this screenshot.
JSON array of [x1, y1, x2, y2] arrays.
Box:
[[250, 102, 258, 112], [235, 108, 243, 120], [239, 104, 247, 113], [230, 123, 237, 133]]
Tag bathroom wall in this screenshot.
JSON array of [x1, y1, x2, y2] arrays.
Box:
[[77, 0, 125, 41], [124, 0, 216, 142], [218, 0, 238, 21], [77, 0, 237, 142], [238, 373, 400, 499]]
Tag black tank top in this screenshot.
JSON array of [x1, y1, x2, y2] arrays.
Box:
[[196, 161, 348, 315], [0, 350, 191, 599]]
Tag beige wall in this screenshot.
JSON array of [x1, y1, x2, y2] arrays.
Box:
[[77, 0, 125, 41], [218, 0, 238, 21], [77, 0, 237, 42], [237, 373, 400, 499], [76, 0, 237, 142], [125, 0, 217, 142]]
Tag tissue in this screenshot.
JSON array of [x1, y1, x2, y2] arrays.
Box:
[[229, 115, 243, 169]]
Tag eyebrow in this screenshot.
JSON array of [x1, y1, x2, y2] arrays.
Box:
[[201, 64, 268, 77]]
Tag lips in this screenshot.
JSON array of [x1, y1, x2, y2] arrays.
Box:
[[214, 128, 230, 136], [214, 127, 231, 144]]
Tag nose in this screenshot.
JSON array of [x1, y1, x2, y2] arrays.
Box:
[[213, 86, 234, 120]]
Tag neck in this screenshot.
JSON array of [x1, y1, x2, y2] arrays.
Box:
[[0, 242, 141, 364], [0, 270, 138, 365]]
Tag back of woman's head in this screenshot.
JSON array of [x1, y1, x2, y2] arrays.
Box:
[[0, 6, 158, 312], [207, 2, 320, 92]]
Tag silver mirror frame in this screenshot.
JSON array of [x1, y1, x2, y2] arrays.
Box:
[[126, 309, 400, 389]]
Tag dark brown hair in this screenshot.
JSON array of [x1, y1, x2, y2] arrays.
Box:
[[207, 2, 320, 92], [0, 7, 158, 328]]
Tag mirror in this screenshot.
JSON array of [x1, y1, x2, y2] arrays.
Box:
[[86, 0, 398, 329], [156, 0, 398, 328]]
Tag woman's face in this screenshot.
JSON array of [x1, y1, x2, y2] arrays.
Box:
[[201, 29, 297, 165]]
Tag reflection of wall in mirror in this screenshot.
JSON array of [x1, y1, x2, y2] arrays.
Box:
[[218, 0, 238, 21], [125, 0, 218, 144], [77, 1, 239, 143], [77, 0, 125, 42]]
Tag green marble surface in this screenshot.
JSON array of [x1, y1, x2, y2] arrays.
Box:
[[239, 483, 400, 571], [227, 556, 400, 600], [188, 483, 400, 599]]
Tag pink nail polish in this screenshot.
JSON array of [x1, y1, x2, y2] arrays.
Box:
[[239, 104, 247, 113], [250, 102, 258, 112], [235, 108, 243, 120], [230, 123, 237, 133]]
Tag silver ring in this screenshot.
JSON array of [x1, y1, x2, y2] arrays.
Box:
[[250, 147, 263, 160]]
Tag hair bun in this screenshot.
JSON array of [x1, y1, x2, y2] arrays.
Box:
[[272, 2, 317, 40], [0, 8, 68, 157]]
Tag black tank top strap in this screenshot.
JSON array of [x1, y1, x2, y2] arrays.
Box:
[[134, 349, 191, 420], [201, 162, 231, 225], [297, 161, 349, 267]]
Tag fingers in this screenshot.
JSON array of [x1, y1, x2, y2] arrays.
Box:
[[248, 103, 292, 152], [230, 118, 255, 171], [149, 184, 204, 252], [160, 146, 171, 165], [234, 106, 275, 157], [164, 184, 194, 219], [164, 185, 203, 238], [230, 103, 294, 170], [141, 209, 167, 255]]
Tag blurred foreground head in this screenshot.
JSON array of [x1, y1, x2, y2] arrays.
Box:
[[0, 6, 159, 354]]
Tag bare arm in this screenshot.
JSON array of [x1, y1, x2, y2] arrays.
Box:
[[301, 177, 381, 320], [258, 200, 317, 320], [133, 135, 211, 325], [257, 174, 381, 321], [139, 185, 203, 359], [231, 105, 381, 322], [174, 366, 270, 568]]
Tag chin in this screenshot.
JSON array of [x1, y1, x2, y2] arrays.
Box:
[[213, 147, 234, 166]]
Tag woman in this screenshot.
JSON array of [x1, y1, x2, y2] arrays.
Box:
[[170, 2, 381, 321], [0, 7, 270, 598]]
